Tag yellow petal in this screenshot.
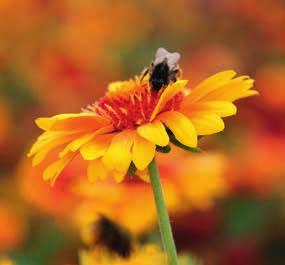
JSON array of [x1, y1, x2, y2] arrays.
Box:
[[182, 70, 236, 105], [36, 113, 110, 131], [28, 131, 80, 157], [231, 89, 259, 100], [59, 132, 96, 158], [187, 113, 225, 135], [43, 153, 75, 184], [200, 76, 255, 102], [182, 101, 237, 117], [102, 131, 134, 174], [158, 111, 197, 147], [150, 80, 188, 120], [137, 120, 169, 147], [136, 169, 150, 182], [111, 171, 126, 183], [31, 134, 81, 166], [80, 134, 113, 160], [132, 133, 156, 170], [59, 125, 114, 158], [88, 159, 108, 182], [32, 139, 67, 166]]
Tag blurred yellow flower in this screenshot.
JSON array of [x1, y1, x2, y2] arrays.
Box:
[[17, 155, 80, 218], [74, 151, 227, 235], [0, 258, 14, 265], [28, 49, 256, 185], [74, 177, 177, 235], [79, 245, 167, 265], [79, 244, 200, 265], [159, 151, 228, 212]]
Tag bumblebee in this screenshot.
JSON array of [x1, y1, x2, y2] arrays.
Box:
[[142, 48, 181, 91], [83, 215, 133, 258]]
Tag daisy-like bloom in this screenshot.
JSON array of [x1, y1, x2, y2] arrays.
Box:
[[28, 48, 257, 184]]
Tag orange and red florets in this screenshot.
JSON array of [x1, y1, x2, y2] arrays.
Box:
[[85, 82, 184, 130]]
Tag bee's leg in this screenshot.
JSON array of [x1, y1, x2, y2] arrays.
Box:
[[176, 68, 183, 79], [140, 67, 149, 81]]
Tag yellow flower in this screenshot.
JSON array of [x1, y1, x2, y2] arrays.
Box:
[[79, 244, 200, 265], [74, 179, 177, 236], [28, 55, 257, 184], [74, 151, 227, 235], [0, 258, 14, 265], [79, 245, 167, 265]]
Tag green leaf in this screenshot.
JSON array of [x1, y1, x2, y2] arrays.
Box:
[[165, 128, 202, 153], [156, 145, 171, 153], [170, 136, 202, 153]]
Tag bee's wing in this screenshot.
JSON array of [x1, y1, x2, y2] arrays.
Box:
[[154, 48, 180, 69], [155, 47, 168, 58], [154, 48, 169, 65], [167, 52, 181, 69]]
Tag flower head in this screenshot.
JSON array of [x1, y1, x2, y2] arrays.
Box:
[[79, 245, 167, 265], [79, 244, 200, 265], [28, 48, 257, 184]]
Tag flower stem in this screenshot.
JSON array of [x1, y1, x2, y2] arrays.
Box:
[[148, 158, 179, 265]]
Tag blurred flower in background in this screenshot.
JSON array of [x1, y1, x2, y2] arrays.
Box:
[[0, 203, 25, 253], [74, 150, 227, 236], [0, 258, 14, 265]]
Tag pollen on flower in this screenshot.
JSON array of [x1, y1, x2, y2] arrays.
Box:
[[84, 80, 184, 130]]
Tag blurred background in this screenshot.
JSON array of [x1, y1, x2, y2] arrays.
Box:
[[0, 0, 285, 264]]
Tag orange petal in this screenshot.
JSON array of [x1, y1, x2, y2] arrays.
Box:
[[158, 111, 197, 147]]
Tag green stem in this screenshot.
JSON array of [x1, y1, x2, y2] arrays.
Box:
[[148, 158, 179, 265]]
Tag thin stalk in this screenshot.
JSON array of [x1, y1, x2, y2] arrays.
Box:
[[148, 158, 179, 265]]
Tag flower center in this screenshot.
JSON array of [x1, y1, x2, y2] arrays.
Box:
[[86, 82, 184, 130]]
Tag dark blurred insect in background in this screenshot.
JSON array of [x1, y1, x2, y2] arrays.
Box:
[[82, 215, 133, 258]]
